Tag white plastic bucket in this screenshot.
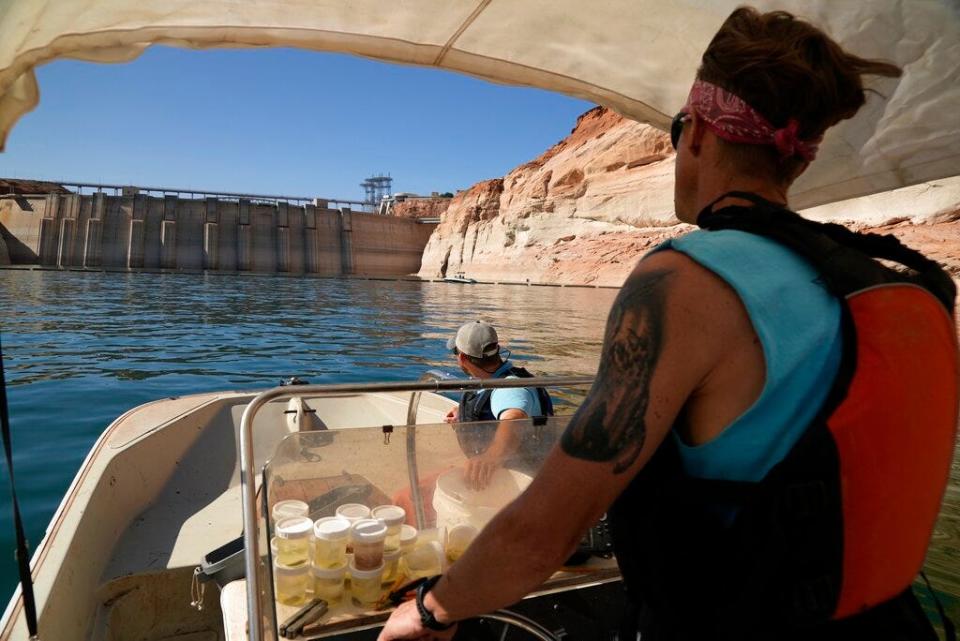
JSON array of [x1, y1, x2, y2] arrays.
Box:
[[432, 468, 533, 532]]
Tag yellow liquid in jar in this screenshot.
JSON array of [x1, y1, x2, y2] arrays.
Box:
[[275, 569, 309, 606], [384, 525, 401, 552], [401, 545, 441, 580], [382, 555, 400, 585], [275, 537, 310, 566], [351, 574, 383, 607], [445, 546, 466, 565], [314, 576, 345, 605], [314, 538, 347, 569], [445, 525, 477, 565]]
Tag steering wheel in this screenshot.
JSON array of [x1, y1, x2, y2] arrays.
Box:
[[454, 609, 560, 641]]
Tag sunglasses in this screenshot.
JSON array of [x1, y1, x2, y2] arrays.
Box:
[[671, 111, 690, 150]]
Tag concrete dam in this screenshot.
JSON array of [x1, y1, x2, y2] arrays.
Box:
[[0, 190, 437, 276]]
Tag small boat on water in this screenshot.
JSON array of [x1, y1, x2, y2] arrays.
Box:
[[442, 273, 476, 284], [0, 375, 614, 640]]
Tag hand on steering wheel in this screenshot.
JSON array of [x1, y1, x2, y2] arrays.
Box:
[[376, 599, 458, 640]]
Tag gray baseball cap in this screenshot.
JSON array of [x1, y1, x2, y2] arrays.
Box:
[[446, 321, 500, 358]]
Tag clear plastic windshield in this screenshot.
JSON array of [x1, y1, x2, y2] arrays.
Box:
[[255, 405, 618, 639]]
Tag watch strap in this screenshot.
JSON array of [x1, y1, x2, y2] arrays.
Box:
[[416, 575, 453, 631]]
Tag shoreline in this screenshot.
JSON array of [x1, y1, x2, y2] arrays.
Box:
[[0, 264, 621, 289]]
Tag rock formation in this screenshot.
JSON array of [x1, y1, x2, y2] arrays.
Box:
[[419, 107, 677, 285], [391, 196, 451, 220], [0, 178, 70, 195], [418, 106, 960, 286]]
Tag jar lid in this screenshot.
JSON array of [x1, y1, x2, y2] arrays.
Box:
[[348, 560, 385, 579], [335, 503, 371, 522], [400, 524, 418, 544], [271, 499, 308, 522], [351, 519, 388, 542], [276, 516, 313, 539], [273, 560, 309, 575], [314, 517, 351, 540], [311, 562, 347, 579], [372, 505, 406, 527]]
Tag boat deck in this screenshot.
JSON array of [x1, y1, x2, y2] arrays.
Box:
[[104, 393, 452, 580]]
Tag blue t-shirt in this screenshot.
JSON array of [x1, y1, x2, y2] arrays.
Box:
[[656, 229, 843, 483], [488, 361, 543, 419]]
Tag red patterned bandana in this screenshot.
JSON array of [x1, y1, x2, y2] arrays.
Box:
[[683, 79, 821, 162]]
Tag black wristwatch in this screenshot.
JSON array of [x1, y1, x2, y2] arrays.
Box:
[[415, 575, 454, 631]]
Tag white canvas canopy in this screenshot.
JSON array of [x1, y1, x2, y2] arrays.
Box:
[[0, 0, 957, 208]]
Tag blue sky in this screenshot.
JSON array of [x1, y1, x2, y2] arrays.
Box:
[[0, 47, 593, 201]]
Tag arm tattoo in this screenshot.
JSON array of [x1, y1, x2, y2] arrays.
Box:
[[561, 268, 671, 473]]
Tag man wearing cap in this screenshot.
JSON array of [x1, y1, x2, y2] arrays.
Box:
[[445, 321, 553, 490]]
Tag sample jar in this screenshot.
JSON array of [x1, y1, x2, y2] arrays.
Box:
[[275, 516, 313, 566], [312, 562, 347, 605], [272, 499, 309, 523], [372, 505, 406, 552], [274, 561, 310, 606], [349, 561, 385, 607], [382, 548, 401, 586], [335, 503, 371, 525], [445, 524, 478, 564], [313, 517, 350, 568], [401, 542, 442, 580], [399, 524, 418, 554], [351, 519, 388, 570]]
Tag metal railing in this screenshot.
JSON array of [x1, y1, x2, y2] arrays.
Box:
[[8, 179, 369, 208], [238, 375, 593, 641], [404, 370, 460, 529]]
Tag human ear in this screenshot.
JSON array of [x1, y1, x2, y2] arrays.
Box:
[[686, 112, 706, 155]]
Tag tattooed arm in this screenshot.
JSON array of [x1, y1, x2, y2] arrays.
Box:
[[561, 267, 670, 472], [379, 251, 741, 639]]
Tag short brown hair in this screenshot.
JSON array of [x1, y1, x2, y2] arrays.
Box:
[[698, 7, 902, 183], [464, 352, 502, 371]]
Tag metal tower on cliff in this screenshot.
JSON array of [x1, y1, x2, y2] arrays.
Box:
[[360, 174, 393, 211]]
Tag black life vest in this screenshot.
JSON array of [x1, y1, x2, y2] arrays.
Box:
[[609, 192, 958, 641], [458, 365, 555, 425], [456, 365, 555, 458]]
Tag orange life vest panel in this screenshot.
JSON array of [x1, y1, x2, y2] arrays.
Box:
[[830, 283, 957, 617]]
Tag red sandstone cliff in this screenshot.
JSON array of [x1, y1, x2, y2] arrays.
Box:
[[0, 178, 70, 194], [419, 107, 677, 285], [418, 107, 960, 286], [391, 196, 452, 219]]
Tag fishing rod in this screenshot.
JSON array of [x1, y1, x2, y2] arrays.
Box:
[[0, 335, 39, 639]]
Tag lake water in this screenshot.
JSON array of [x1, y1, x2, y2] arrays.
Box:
[[0, 269, 957, 626]]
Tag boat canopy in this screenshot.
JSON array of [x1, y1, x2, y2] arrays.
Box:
[[0, 0, 957, 208]]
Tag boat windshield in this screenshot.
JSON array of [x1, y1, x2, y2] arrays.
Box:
[[254, 412, 617, 639]]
